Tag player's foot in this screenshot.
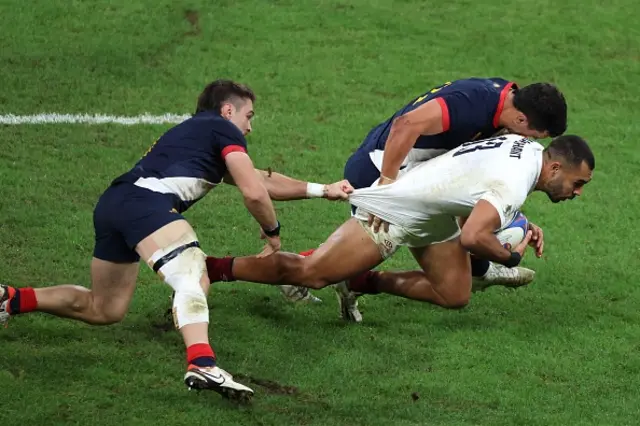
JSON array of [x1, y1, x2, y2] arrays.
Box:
[[184, 365, 254, 402], [334, 281, 362, 323], [472, 263, 535, 292], [279, 285, 322, 303], [0, 284, 15, 325]]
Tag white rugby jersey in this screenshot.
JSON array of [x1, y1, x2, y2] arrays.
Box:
[[349, 134, 543, 238]]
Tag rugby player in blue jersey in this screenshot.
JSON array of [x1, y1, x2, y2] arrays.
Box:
[[225, 78, 568, 313], [0, 80, 353, 400]]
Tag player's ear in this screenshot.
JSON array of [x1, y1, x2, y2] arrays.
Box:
[[220, 102, 235, 119], [515, 112, 528, 127], [550, 160, 562, 177]]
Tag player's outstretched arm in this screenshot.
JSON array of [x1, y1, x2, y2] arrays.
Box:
[[225, 152, 281, 255], [460, 200, 532, 268], [380, 99, 445, 182], [224, 169, 354, 201]]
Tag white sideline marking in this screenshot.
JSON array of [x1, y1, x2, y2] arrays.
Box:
[[0, 113, 191, 125]]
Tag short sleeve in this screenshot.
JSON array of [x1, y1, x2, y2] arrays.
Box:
[[435, 86, 499, 133], [212, 120, 249, 159], [479, 187, 526, 229]]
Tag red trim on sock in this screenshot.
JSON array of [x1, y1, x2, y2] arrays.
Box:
[[299, 249, 316, 257], [187, 343, 215, 364], [19, 288, 37, 313], [348, 271, 379, 294], [205, 256, 235, 282]]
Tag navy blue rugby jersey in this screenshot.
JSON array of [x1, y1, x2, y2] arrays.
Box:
[[111, 111, 247, 212], [359, 78, 516, 164]]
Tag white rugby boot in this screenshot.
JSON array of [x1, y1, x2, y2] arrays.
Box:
[[279, 285, 322, 303], [184, 365, 254, 402], [472, 262, 535, 292], [334, 281, 363, 323], [0, 284, 15, 325]]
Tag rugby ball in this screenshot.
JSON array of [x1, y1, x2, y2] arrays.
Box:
[[495, 211, 529, 250]]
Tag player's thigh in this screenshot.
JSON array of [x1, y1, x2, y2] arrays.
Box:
[[409, 237, 471, 293], [305, 218, 385, 283], [92, 210, 142, 317], [135, 219, 199, 261], [89, 258, 140, 319]]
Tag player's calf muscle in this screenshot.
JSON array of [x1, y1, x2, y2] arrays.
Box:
[[232, 252, 322, 287], [35, 285, 125, 324]]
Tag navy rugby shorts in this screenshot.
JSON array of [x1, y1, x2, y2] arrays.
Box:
[[92, 182, 184, 263]]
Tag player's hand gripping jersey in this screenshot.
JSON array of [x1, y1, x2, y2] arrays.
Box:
[[349, 134, 542, 251]]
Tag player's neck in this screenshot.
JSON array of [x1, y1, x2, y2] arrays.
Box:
[[496, 92, 518, 128]]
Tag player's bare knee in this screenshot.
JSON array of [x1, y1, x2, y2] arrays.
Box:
[[295, 261, 333, 289], [439, 275, 471, 309], [95, 307, 127, 325], [66, 286, 93, 314], [76, 295, 127, 325], [440, 294, 470, 309], [305, 277, 332, 290], [277, 254, 325, 287]]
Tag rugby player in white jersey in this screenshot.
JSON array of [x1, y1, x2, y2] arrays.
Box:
[[204, 134, 594, 322]]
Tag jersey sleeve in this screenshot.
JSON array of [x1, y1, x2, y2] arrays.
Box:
[[479, 186, 526, 229], [212, 120, 249, 159], [478, 139, 542, 228], [435, 86, 499, 132]]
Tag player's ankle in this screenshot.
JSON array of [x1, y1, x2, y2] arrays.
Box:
[[187, 343, 217, 367], [470, 258, 491, 277]]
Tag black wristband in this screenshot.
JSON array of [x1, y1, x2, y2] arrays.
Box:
[[262, 221, 281, 237], [501, 252, 522, 268]]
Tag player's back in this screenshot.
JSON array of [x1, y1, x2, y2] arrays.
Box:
[[350, 134, 543, 232], [360, 77, 515, 163]]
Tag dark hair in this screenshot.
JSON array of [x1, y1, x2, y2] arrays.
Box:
[[545, 135, 595, 170], [513, 83, 567, 137], [195, 79, 256, 114]]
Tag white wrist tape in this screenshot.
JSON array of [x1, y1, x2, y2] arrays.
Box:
[[306, 182, 325, 198]]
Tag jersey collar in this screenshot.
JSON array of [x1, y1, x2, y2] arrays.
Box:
[[492, 82, 517, 128]]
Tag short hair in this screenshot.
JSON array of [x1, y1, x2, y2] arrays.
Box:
[[195, 79, 256, 114], [545, 135, 595, 170], [513, 83, 567, 137]]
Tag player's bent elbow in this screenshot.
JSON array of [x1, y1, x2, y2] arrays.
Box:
[[459, 230, 478, 252], [390, 115, 411, 134], [241, 186, 268, 205]]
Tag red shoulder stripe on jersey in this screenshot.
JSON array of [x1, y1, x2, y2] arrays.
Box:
[[221, 145, 247, 159], [435, 97, 450, 132], [493, 82, 514, 128]]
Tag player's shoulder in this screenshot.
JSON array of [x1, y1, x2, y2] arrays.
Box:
[[448, 77, 515, 98], [498, 134, 544, 151], [491, 135, 544, 176], [190, 111, 244, 139]]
